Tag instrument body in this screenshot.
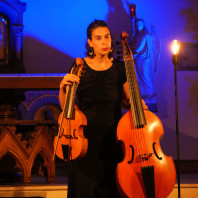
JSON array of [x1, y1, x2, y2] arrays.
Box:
[[116, 109, 176, 198], [116, 32, 176, 198], [54, 105, 87, 161], [53, 58, 88, 162]]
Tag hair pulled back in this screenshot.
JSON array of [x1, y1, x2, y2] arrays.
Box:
[[85, 19, 114, 58]]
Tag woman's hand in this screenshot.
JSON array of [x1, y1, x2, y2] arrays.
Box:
[[59, 73, 80, 109], [141, 99, 148, 110], [60, 74, 80, 90]]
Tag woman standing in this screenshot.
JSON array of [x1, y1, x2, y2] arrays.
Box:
[[59, 19, 135, 198]]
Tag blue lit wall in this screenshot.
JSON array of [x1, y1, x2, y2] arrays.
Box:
[[23, 0, 137, 73], [22, 0, 196, 73], [21, 0, 198, 160], [23, 0, 109, 59]]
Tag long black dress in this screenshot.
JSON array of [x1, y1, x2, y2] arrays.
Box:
[[67, 59, 127, 198]]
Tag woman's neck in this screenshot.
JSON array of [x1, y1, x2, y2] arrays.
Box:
[[93, 55, 109, 64], [84, 55, 113, 71]]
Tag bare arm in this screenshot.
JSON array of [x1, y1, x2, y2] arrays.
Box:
[[122, 82, 130, 110], [122, 81, 148, 110], [59, 74, 80, 109]]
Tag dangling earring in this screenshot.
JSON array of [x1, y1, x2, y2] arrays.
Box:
[[109, 48, 113, 52], [89, 47, 94, 55]]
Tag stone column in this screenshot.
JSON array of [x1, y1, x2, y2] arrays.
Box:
[[12, 24, 24, 62]]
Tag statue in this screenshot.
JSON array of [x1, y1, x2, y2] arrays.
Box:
[[132, 18, 161, 111]]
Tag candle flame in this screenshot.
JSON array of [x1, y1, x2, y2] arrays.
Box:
[[171, 40, 180, 55]]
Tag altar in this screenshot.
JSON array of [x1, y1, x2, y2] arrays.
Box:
[[0, 74, 65, 185]]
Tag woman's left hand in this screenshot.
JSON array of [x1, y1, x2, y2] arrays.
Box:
[[141, 99, 148, 110]]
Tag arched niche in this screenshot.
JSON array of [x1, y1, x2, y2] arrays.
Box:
[[31, 153, 47, 177], [0, 152, 23, 184], [0, 0, 26, 73], [31, 148, 56, 184]]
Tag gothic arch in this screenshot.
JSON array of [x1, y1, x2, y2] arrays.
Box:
[[31, 148, 55, 178], [0, 149, 26, 176], [0, 0, 26, 25]]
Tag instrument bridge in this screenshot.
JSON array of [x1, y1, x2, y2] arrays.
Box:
[[137, 153, 153, 161]]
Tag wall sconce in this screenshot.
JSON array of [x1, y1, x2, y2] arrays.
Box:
[[171, 39, 181, 198]]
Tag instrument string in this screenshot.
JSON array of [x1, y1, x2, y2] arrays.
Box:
[[125, 55, 143, 168], [123, 39, 150, 168]]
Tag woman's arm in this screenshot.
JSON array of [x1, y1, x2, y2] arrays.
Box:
[[122, 81, 148, 110], [122, 82, 130, 110], [59, 74, 80, 109]]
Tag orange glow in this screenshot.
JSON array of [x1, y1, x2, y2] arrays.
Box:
[[171, 40, 180, 55]]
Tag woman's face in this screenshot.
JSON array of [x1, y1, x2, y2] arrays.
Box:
[[136, 21, 144, 32], [88, 27, 111, 56]]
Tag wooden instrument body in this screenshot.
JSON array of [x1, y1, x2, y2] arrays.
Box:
[[115, 32, 176, 198], [53, 58, 88, 162], [116, 109, 176, 198], [54, 105, 88, 161]]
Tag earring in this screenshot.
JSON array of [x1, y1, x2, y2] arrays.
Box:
[[109, 48, 113, 52], [89, 47, 94, 55]]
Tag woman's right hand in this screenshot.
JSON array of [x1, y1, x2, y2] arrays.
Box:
[[60, 74, 80, 90]]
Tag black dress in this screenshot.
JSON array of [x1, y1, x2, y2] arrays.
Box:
[[67, 59, 127, 198]]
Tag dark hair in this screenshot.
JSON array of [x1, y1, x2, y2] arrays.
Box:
[[135, 18, 148, 34], [85, 19, 114, 58]]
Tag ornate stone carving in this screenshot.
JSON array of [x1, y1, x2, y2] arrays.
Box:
[[0, 122, 57, 185]]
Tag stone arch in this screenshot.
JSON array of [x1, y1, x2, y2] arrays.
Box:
[[27, 95, 61, 120], [0, 0, 26, 25], [0, 149, 26, 180], [30, 147, 55, 182], [34, 104, 61, 121], [31, 153, 47, 177]]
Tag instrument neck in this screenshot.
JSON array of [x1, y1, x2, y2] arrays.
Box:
[[123, 40, 146, 128], [64, 82, 78, 119]]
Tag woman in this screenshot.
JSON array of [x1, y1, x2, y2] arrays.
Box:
[[59, 19, 145, 198]]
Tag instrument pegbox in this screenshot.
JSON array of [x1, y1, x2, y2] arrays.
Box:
[[73, 57, 86, 78], [115, 38, 137, 59]]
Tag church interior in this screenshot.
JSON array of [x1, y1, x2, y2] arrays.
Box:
[[0, 0, 197, 197]]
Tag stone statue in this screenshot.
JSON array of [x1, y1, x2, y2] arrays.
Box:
[[133, 18, 161, 111]]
